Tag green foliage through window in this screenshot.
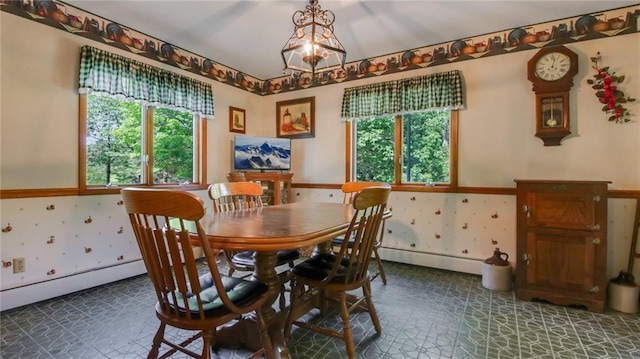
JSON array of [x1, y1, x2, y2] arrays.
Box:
[[85, 93, 195, 187], [355, 110, 451, 184], [152, 108, 194, 184]]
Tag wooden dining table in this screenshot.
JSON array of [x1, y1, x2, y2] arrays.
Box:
[[198, 201, 370, 359]]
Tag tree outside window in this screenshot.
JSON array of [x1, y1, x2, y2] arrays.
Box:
[[354, 109, 457, 187], [81, 93, 201, 193]]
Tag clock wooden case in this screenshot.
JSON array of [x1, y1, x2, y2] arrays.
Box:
[[527, 46, 578, 146]]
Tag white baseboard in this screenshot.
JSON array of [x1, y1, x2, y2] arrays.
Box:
[[379, 247, 483, 275], [0, 261, 146, 312]]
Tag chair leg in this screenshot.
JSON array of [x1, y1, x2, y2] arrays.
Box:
[[278, 270, 293, 311], [148, 323, 166, 359], [338, 292, 356, 359], [279, 282, 286, 311], [200, 329, 214, 359], [319, 289, 328, 314], [255, 305, 275, 359], [284, 278, 301, 339], [363, 282, 381, 334], [373, 247, 387, 285]]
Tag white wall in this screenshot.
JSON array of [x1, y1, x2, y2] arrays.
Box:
[[0, 13, 265, 189], [1, 10, 639, 311], [264, 35, 640, 189]]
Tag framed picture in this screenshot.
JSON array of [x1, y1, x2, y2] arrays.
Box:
[[276, 96, 315, 139], [229, 106, 246, 134]]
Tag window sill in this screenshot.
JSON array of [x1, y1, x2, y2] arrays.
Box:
[[80, 184, 208, 196], [390, 184, 457, 193]]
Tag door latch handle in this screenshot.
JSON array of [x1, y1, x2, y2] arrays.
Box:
[[587, 224, 601, 231]]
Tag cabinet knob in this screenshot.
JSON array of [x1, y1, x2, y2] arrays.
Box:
[[522, 205, 531, 218], [592, 195, 601, 202], [587, 224, 601, 231], [592, 237, 601, 244], [589, 286, 600, 293], [522, 252, 531, 265]]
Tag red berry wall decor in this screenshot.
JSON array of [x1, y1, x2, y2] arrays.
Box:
[[587, 52, 636, 123]]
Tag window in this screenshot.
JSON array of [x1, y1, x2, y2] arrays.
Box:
[[341, 70, 463, 189], [80, 93, 204, 193], [352, 109, 458, 188], [77, 46, 213, 194]]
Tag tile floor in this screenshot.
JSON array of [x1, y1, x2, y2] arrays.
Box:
[[1, 260, 639, 359]]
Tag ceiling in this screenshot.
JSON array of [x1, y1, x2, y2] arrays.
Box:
[[64, 0, 638, 80]]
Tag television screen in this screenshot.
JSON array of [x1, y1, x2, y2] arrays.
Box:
[[233, 135, 291, 171]]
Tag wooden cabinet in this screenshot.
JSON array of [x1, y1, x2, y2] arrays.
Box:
[[514, 180, 610, 312], [240, 172, 293, 205]]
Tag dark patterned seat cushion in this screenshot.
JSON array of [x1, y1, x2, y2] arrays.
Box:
[[291, 253, 362, 283], [169, 273, 268, 317], [331, 235, 355, 247], [232, 249, 300, 267]]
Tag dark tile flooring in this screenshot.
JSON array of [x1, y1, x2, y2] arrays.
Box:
[[1, 260, 639, 359]]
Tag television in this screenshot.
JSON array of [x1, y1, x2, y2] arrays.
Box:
[[233, 135, 291, 171]]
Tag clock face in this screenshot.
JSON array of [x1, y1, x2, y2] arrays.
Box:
[[535, 52, 571, 81]]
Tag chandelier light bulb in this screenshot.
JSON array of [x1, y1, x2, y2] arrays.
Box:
[[280, 0, 346, 80]]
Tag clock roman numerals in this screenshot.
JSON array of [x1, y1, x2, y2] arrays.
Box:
[[534, 53, 570, 81]]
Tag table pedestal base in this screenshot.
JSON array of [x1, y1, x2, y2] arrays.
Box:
[[214, 293, 322, 359], [214, 314, 288, 358]]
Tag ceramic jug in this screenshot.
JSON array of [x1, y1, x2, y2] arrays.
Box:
[[482, 248, 512, 291]]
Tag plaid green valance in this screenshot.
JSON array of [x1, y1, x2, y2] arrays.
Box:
[[341, 70, 464, 120], [78, 46, 214, 119]]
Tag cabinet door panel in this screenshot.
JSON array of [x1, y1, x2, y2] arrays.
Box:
[[527, 193, 596, 230], [525, 231, 596, 291]]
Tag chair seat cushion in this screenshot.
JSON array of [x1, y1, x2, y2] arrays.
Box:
[[331, 235, 355, 247], [291, 253, 362, 283], [170, 273, 268, 317], [333, 234, 380, 248], [231, 249, 300, 267]]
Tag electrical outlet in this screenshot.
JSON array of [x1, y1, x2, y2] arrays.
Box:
[[13, 257, 25, 273]]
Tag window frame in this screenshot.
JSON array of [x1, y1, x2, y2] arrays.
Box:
[[346, 110, 458, 192], [78, 94, 207, 195]]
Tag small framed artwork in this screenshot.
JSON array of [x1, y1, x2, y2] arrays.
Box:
[[229, 106, 246, 134], [276, 96, 315, 139]]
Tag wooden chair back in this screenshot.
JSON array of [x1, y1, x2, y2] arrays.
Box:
[[326, 186, 391, 285], [341, 181, 389, 204], [208, 182, 265, 274], [121, 188, 252, 318], [208, 181, 264, 213]]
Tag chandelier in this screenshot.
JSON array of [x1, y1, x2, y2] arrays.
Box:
[[281, 0, 346, 79]]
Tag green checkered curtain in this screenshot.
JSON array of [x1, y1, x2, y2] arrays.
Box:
[[340, 81, 399, 121], [341, 70, 463, 121], [398, 70, 464, 111], [78, 46, 214, 119]]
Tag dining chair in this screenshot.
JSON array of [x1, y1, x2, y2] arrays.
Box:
[[121, 187, 273, 359], [284, 186, 391, 359], [332, 181, 390, 284], [208, 182, 300, 308]]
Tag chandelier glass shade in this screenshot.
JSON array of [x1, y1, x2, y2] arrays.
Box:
[[281, 0, 346, 77]]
